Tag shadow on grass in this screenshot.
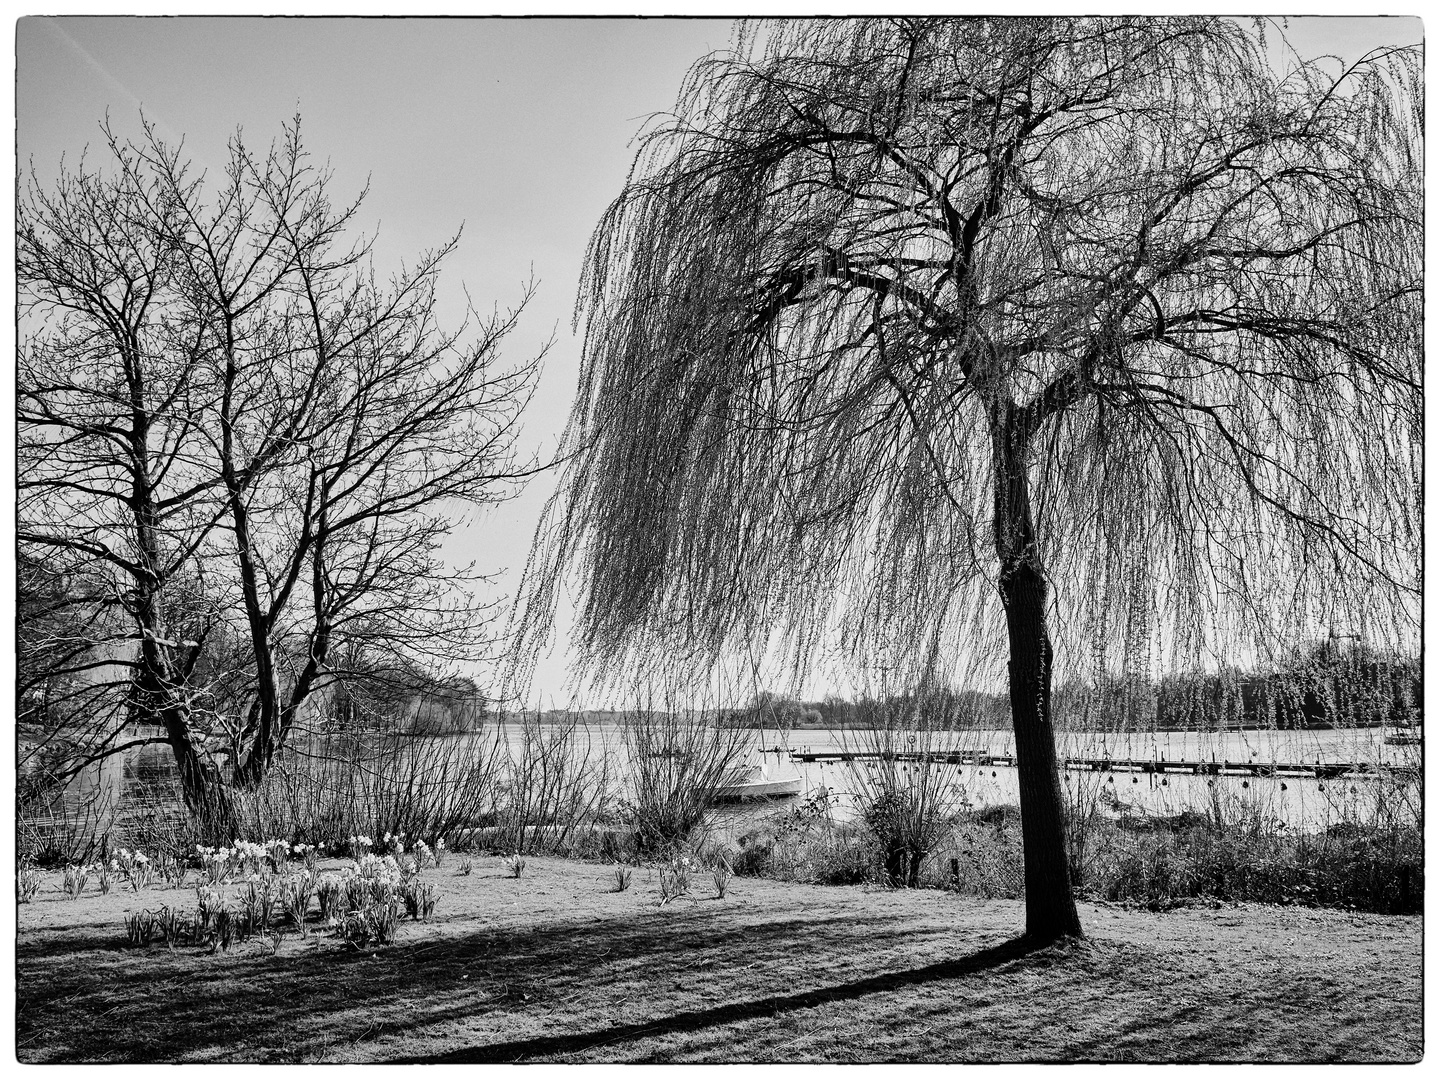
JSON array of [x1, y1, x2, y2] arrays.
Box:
[[18, 905, 1008, 1063], [16, 929, 134, 957], [395, 935, 1047, 1063], [22, 894, 1419, 1064]]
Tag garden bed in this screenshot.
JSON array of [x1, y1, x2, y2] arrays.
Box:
[[15, 854, 1421, 1063]]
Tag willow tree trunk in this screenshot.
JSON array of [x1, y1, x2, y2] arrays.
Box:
[[992, 403, 1083, 941]]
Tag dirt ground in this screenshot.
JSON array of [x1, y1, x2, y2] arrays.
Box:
[[14, 856, 1422, 1063]]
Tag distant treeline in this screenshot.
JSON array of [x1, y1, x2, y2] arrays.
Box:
[[492, 646, 1420, 735], [710, 645, 1421, 733], [716, 688, 1011, 731], [1141, 647, 1421, 731]]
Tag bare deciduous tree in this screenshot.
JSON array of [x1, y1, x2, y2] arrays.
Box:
[[519, 17, 1421, 941], [19, 117, 543, 831], [19, 127, 234, 824]]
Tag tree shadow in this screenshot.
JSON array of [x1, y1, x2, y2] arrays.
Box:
[[18, 905, 1009, 1062], [16, 929, 135, 957], [395, 934, 1049, 1062]]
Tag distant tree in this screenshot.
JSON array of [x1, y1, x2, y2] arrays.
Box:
[[15, 552, 152, 806], [18, 117, 540, 831], [754, 690, 807, 729], [320, 636, 489, 736], [521, 18, 1421, 941], [16, 553, 110, 737]]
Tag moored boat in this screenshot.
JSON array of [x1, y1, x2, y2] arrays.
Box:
[[1383, 724, 1422, 747], [714, 763, 803, 801]]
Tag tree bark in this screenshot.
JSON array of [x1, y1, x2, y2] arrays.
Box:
[[126, 387, 239, 843], [131, 639, 238, 842], [231, 541, 333, 789], [161, 704, 238, 842], [992, 402, 1083, 942]]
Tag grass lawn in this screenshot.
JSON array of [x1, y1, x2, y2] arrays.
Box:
[[15, 855, 1421, 1063]]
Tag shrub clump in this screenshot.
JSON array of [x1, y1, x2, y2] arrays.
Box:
[[1084, 817, 1422, 913], [940, 801, 1422, 914], [724, 791, 1420, 917], [734, 792, 877, 886]]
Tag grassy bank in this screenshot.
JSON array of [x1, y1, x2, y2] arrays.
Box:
[[15, 854, 1420, 1063], [23, 783, 1421, 917], [724, 797, 1422, 915]]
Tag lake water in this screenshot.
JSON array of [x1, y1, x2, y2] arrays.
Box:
[[772, 731, 1418, 832], [478, 722, 1420, 833], [57, 721, 1419, 838]]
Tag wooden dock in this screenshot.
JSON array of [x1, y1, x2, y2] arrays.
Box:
[[763, 748, 1414, 780]]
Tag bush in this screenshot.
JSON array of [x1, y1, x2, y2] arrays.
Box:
[[732, 827, 778, 877], [1046, 794, 1421, 913], [579, 826, 639, 865], [845, 694, 971, 888], [496, 713, 613, 855], [941, 810, 1025, 898], [17, 784, 118, 868], [621, 705, 750, 856], [803, 828, 874, 886], [230, 727, 508, 849], [731, 796, 877, 886]]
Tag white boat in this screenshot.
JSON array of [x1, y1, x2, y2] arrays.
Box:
[[714, 763, 803, 801], [1383, 724, 1422, 747]]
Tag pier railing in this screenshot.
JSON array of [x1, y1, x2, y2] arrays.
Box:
[[764, 748, 1416, 780]]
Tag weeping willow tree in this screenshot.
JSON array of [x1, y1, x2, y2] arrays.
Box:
[[518, 17, 1421, 941]]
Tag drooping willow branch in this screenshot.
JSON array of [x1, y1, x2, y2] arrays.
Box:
[[513, 16, 1421, 703]]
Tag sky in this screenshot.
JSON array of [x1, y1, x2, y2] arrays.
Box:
[[12, 14, 1426, 706], [16, 15, 733, 705]]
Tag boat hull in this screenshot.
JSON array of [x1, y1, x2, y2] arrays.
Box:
[[714, 777, 803, 802], [1384, 734, 1422, 746]]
